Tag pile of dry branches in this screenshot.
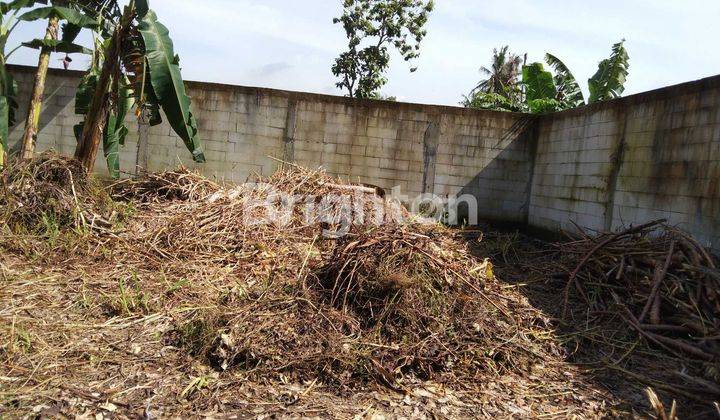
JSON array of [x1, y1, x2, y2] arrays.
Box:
[[0, 153, 119, 238], [102, 164, 562, 389], [561, 219, 719, 367], [0, 155, 631, 416]]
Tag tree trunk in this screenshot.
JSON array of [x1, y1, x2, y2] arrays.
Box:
[[74, 2, 134, 172], [20, 15, 59, 160], [73, 38, 117, 172]]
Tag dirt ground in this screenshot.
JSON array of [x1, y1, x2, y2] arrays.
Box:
[[1, 157, 718, 419]]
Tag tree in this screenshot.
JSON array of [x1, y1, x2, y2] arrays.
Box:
[[461, 45, 524, 111], [522, 40, 629, 113], [460, 92, 522, 112], [521, 62, 561, 113], [0, 0, 29, 168], [587, 40, 629, 103], [462, 41, 630, 114], [545, 53, 584, 108], [16, 1, 120, 160], [331, 0, 434, 99], [73, 0, 203, 177]]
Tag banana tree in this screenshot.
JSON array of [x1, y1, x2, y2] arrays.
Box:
[[0, 2, 23, 168], [545, 53, 585, 108], [522, 62, 560, 113], [521, 40, 630, 114], [74, 0, 204, 177], [17, 0, 116, 160], [587, 40, 629, 103]]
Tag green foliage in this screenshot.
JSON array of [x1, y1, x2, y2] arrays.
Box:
[[71, 0, 203, 177], [461, 91, 522, 112], [331, 0, 434, 99], [0, 0, 44, 15], [74, 67, 99, 115], [108, 273, 150, 316], [368, 92, 397, 101], [526, 98, 562, 114], [0, 57, 17, 164], [472, 45, 524, 96], [521, 62, 561, 114], [522, 62, 555, 103], [137, 8, 204, 163], [464, 41, 630, 114], [17, 5, 99, 28], [0, 0, 28, 167], [545, 53, 584, 108], [21, 38, 92, 54], [588, 40, 629, 103], [103, 76, 134, 178], [463, 45, 524, 112]]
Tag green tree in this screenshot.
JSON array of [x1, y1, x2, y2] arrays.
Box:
[[462, 45, 524, 111], [522, 40, 630, 113], [463, 41, 630, 114], [587, 40, 629, 103], [74, 0, 203, 177], [545, 53, 584, 108], [331, 0, 434, 99], [0, 0, 31, 168], [17, 0, 111, 159]]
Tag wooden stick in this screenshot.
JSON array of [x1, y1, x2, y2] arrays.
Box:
[[562, 219, 666, 317], [639, 240, 675, 324]]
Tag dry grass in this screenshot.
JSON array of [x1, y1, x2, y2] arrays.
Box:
[[0, 153, 696, 418]]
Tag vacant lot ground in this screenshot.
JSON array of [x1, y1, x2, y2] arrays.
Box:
[[1, 155, 717, 418]]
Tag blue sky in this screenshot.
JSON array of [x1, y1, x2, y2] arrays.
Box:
[[8, 0, 720, 106]]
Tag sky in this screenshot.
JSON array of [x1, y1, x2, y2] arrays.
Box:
[[7, 0, 720, 106]]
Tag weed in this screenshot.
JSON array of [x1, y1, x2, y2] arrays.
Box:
[[104, 272, 150, 316]]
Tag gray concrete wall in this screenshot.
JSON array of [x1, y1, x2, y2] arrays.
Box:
[[7, 65, 535, 223], [530, 76, 720, 251], [7, 65, 720, 251]]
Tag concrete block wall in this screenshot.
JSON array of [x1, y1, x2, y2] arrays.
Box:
[[530, 76, 720, 252], [7, 65, 720, 251], [7, 65, 534, 223], [529, 108, 623, 232]]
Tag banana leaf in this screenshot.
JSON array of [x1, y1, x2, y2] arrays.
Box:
[[137, 8, 204, 162], [61, 22, 82, 43], [588, 41, 629, 103], [0, 0, 46, 14], [22, 38, 92, 54], [103, 77, 134, 178], [522, 62, 556, 102], [545, 53, 585, 108], [18, 6, 99, 29], [75, 67, 99, 115]]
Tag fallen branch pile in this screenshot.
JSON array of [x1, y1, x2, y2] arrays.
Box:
[[0, 155, 618, 417], [560, 220, 719, 367], [106, 165, 561, 388], [0, 153, 118, 236]]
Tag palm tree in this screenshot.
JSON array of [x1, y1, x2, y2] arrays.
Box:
[[461, 45, 525, 111], [472, 45, 523, 98]]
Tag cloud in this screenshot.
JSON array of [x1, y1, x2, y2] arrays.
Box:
[[249, 62, 293, 78]]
